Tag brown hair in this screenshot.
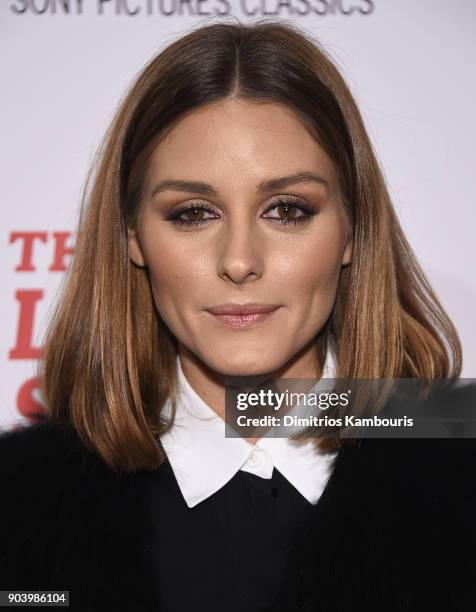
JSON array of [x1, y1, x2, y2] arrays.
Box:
[[38, 19, 462, 472]]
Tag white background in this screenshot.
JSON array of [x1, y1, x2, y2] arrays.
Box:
[[1, 0, 475, 428]]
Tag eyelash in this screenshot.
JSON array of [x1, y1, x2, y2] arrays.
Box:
[[165, 196, 317, 228]]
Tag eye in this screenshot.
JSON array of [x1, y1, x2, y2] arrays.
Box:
[[165, 202, 219, 227], [262, 196, 317, 225], [164, 196, 317, 228]]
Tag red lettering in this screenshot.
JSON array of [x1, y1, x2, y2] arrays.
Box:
[[9, 289, 43, 359], [9, 231, 48, 272], [49, 231, 74, 271], [17, 376, 46, 421]]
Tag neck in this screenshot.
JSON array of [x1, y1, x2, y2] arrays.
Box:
[[177, 342, 325, 423]]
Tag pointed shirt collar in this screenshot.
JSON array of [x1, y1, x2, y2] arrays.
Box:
[[160, 347, 337, 508]]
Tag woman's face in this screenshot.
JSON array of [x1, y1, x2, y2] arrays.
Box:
[[129, 98, 352, 378]]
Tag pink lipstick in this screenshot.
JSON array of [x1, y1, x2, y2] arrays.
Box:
[[206, 303, 281, 329]]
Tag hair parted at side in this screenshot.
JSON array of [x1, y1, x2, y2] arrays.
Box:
[[37, 18, 462, 472]]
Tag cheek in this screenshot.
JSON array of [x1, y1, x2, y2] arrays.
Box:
[[142, 236, 210, 308], [270, 227, 345, 300]]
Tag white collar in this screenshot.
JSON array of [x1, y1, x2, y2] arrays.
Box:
[[160, 346, 337, 508]]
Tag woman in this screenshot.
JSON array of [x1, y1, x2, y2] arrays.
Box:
[[1, 19, 475, 612]]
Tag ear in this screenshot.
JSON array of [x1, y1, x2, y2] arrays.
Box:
[[128, 227, 146, 268], [341, 238, 352, 267]]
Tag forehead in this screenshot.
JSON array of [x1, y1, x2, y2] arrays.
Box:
[[145, 99, 338, 188]]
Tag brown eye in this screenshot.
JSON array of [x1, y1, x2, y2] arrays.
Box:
[[276, 204, 300, 220], [165, 197, 317, 228], [183, 208, 206, 222], [165, 203, 219, 227], [262, 197, 317, 226]]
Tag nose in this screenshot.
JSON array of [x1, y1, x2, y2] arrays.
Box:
[[216, 214, 264, 284]]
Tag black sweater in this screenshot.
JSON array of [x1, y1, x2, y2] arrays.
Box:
[[1, 383, 476, 611]]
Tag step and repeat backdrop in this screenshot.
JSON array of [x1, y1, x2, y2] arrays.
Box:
[[1, 0, 475, 429]]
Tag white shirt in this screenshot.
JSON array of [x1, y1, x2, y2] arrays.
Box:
[[160, 347, 338, 508]]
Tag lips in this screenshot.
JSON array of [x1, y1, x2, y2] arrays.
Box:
[[205, 304, 281, 329], [206, 304, 280, 316]]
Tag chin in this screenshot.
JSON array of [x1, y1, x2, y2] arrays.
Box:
[[207, 351, 285, 378]]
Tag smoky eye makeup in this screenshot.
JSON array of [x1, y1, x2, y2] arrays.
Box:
[[162, 195, 319, 228]]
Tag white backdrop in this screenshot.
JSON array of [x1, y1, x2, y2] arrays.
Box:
[[2, 0, 475, 429]]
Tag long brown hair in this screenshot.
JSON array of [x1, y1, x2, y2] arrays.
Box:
[[38, 19, 462, 472]]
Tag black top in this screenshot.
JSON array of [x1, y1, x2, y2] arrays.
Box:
[[1, 381, 476, 612], [149, 456, 317, 611]]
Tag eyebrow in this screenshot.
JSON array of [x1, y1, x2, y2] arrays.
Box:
[[150, 171, 329, 198]]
